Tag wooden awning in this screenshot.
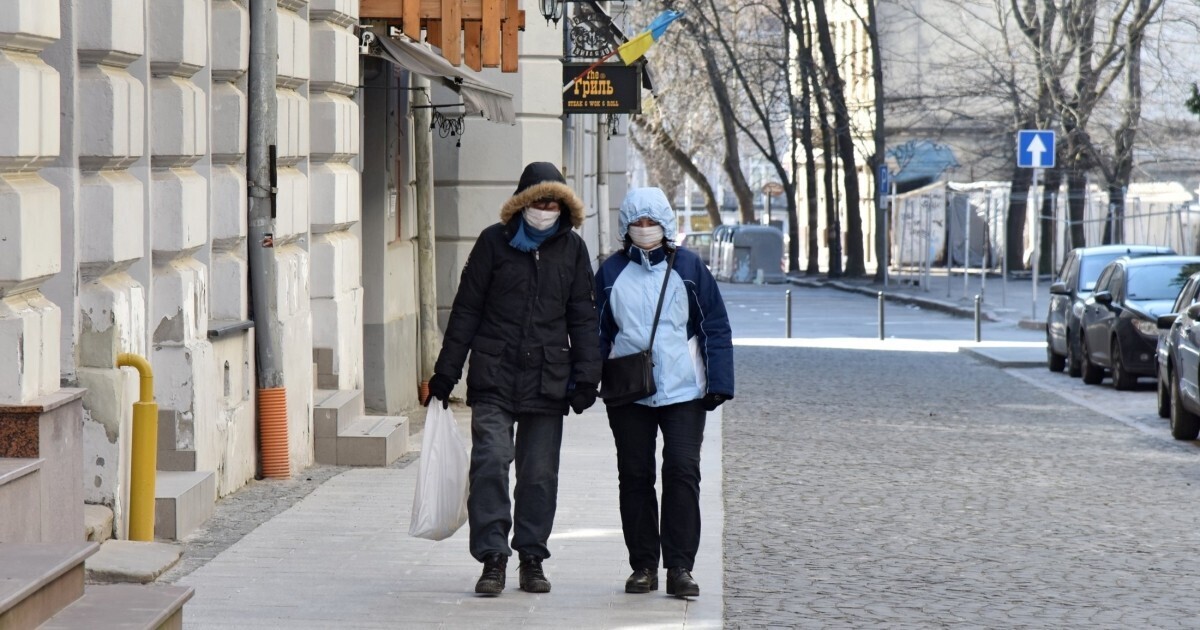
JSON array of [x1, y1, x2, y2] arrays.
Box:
[[361, 0, 526, 72]]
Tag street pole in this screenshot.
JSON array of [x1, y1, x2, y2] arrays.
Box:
[[413, 74, 440, 382], [1031, 168, 1040, 320], [597, 114, 609, 259]]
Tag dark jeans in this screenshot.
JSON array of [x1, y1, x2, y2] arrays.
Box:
[[467, 402, 564, 562], [607, 400, 706, 571]]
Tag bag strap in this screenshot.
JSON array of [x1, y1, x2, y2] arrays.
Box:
[[646, 248, 677, 352]]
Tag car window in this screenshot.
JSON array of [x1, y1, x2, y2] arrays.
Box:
[[1109, 268, 1125, 301], [1079, 254, 1124, 291], [1172, 276, 1200, 313], [1127, 263, 1200, 301], [1093, 266, 1115, 293], [1056, 255, 1073, 284]]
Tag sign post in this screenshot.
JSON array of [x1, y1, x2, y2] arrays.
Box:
[[1017, 129, 1056, 320]]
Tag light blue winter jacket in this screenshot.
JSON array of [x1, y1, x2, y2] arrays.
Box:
[[594, 188, 734, 407]]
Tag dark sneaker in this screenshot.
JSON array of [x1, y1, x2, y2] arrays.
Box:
[[666, 567, 699, 597], [625, 568, 659, 593], [518, 555, 551, 593], [475, 553, 507, 595]]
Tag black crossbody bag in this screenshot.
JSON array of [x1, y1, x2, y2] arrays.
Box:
[[600, 249, 676, 407]]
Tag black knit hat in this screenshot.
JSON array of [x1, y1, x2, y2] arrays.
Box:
[[514, 161, 567, 195], [500, 162, 585, 228]]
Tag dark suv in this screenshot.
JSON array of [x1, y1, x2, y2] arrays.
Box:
[[1047, 245, 1174, 376]]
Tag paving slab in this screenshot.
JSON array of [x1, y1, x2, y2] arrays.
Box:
[[86, 540, 182, 584], [177, 404, 725, 629]]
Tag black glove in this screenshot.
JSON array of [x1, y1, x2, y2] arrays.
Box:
[[701, 393, 727, 412], [424, 373, 455, 408], [569, 383, 598, 414]]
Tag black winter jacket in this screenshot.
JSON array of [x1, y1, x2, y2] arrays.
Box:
[[434, 210, 601, 416]]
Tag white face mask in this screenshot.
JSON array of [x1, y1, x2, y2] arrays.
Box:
[[524, 207, 560, 231], [628, 224, 665, 249]]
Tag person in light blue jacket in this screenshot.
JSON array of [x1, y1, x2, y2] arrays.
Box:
[[595, 187, 734, 598]]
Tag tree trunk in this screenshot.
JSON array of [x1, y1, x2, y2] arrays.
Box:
[[811, 0, 863, 276], [630, 119, 724, 229], [688, 18, 756, 224], [1006, 165, 1032, 272], [866, 0, 887, 282], [1039, 167, 1063, 272]]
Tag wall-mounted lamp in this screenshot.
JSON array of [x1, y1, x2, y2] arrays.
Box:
[[539, 0, 564, 25]]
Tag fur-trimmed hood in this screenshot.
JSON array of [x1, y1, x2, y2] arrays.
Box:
[[499, 162, 585, 228]]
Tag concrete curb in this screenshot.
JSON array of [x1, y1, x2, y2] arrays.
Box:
[[958, 346, 1048, 369]]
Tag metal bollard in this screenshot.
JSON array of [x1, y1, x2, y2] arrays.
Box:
[[785, 289, 792, 338], [974, 295, 982, 342], [117, 353, 158, 541], [878, 291, 885, 340]]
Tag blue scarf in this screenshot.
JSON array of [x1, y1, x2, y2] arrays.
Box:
[[509, 214, 559, 252]]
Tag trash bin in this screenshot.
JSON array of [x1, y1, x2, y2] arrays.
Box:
[[729, 225, 785, 283]]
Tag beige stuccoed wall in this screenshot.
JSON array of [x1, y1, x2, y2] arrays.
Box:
[[433, 0, 566, 333]]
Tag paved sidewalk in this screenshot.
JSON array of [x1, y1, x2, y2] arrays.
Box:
[[177, 404, 724, 629]]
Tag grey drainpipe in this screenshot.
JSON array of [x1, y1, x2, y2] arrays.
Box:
[[247, 0, 284, 390]]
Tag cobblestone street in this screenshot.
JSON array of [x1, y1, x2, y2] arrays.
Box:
[[723, 335, 1200, 628]]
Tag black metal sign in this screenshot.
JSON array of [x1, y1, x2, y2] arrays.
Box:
[[563, 63, 641, 114], [568, 3, 621, 58]]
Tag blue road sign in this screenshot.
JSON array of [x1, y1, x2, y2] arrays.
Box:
[[1017, 130, 1055, 168], [878, 164, 890, 195]]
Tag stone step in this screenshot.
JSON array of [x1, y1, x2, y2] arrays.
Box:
[[313, 388, 364, 440], [40, 584, 194, 630], [0, 542, 96, 629], [154, 470, 216, 541], [321, 415, 409, 467], [83, 504, 114, 544], [0, 458, 42, 543], [156, 449, 196, 472]]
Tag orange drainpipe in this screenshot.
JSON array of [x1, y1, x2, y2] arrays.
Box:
[[258, 388, 290, 478]]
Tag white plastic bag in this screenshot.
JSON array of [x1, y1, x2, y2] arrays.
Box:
[[408, 403, 470, 540]]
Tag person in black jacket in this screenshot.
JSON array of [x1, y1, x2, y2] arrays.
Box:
[[424, 162, 601, 596]]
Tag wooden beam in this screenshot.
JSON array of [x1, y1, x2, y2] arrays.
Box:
[[402, 0, 420, 39], [501, 0, 518, 72], [360, 0, 403, 18], [481, 0, 501, 67], [440, 0, 462, 65], [464, 21, 482, 71], [426, 19, 441, 48]]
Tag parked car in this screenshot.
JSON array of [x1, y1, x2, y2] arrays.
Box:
[[1155, 270, 1200, 434], [1047, 245, 1175, 376], [1078, 255, 1200, 389], [680, 231, 713, 268]]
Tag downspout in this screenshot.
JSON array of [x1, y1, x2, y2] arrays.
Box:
[[247, 0, 290, 479], [413, 74, 441, 394], [596, 115, 609, 259]]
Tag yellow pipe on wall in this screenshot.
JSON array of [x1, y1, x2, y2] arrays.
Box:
[[117, 353, 158, 542]]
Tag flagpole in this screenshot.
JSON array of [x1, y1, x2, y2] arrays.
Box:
[[562, 48, 620, 94]]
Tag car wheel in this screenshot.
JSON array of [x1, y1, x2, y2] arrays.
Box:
[[1110, 340, 1136, 391], [1047, 333, 1066, 372], [1157, 367, 1171, 419], [1067, 332, 1083, 378], [1170, 375, 1200, 440], [1081, 335, 1105, 385]]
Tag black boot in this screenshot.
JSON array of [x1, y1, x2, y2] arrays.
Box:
[[625, 568, 658, 594], [666, 567, 699, 597], [518, 555, 551, 593], [475, 553, 507, 595]]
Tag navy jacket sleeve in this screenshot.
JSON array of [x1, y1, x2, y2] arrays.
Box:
[[433, 232, 493, 381], [594, 254, 627, 361], [682, 253, 734, 398], [567, 235, 602, 387]]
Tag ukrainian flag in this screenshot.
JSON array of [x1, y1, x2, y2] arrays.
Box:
[[616, 10, 684, 65]]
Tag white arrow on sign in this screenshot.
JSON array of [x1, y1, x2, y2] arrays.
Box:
[[1027, 134, 1048, 168]]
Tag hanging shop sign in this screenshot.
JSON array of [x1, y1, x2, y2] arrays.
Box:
[[563, 63, 641, 114]]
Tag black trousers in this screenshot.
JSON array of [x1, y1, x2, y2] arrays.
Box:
[[467, 403, 564, 562], [607, 399, 706, 571]]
